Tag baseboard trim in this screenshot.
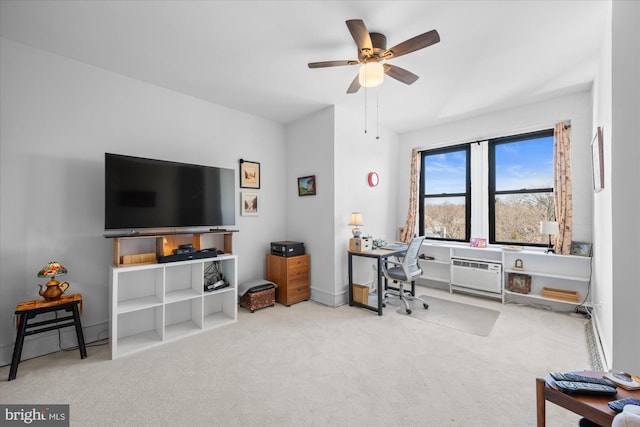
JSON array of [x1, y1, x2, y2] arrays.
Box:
[[589, 312, 609, 371], [310, 286, 347, 307]]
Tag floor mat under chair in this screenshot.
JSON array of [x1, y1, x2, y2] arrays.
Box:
[[388, 295, 500, 336]]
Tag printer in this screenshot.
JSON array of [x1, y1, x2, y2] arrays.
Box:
[[270, 241, 305, 257]]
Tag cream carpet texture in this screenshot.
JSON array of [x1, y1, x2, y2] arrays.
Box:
[[0, 287, 592, 426]]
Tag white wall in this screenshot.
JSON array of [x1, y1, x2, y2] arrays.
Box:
[[610, 0, 640, 375], [285, 103, 399, 307], [591, 0, 614, 370], [0, 38, 287, 365], [285, 107, 336, 306], [397, 91, 594, 243], [592, 0, 640, 374], [334, 104, 399, 300]]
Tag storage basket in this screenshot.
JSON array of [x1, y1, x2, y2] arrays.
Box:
[[239, 287, 275, 313]]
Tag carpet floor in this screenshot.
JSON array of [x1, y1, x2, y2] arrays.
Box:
[[0, 286, 592, 426]]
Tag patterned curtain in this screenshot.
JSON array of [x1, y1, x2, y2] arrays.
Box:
[[399, 148, 421, 243], [553, 123, 573, 254]]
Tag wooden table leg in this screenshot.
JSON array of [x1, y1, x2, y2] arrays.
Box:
[[536, 377, 546, 427]]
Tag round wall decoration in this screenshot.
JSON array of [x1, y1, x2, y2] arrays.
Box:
[[368, 172, 379, 187]]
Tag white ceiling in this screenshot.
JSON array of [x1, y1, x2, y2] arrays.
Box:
[[0, 0, 608, 134]]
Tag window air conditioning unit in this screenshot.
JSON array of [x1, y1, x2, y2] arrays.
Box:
[[450, 258, 502, 294]]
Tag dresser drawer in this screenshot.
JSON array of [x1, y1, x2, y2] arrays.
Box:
[[287, 266, 308, 282], [287, 255, 309, 269], [287, 276, 309, 288], [287, 284, 310, 302]]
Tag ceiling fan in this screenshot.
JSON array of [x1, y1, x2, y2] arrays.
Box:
[[308, 19, 440, 93]]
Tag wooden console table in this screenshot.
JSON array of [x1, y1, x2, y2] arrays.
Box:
[[536, 371, 640, 427], [9, 293, 87, 381]]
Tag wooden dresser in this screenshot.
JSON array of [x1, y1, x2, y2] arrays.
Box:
[[266, 254, 310, 306]]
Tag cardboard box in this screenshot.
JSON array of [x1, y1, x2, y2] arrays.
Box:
[[352, 283, 370, 304], [542, 287, 579, 303]]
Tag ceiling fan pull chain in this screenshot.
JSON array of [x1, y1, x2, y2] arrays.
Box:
[[364, 85, 368, 134], [376, 89, 380, 140]]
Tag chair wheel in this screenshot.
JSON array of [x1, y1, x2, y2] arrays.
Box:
[[406, 309, 412, 315], [423, 304, 429, 309]]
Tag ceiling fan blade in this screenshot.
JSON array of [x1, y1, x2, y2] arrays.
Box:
[[383, 64, 419, 85], [308, 60, 358, 69], [346, 19, 372, 52], [383, 29, 440, 59], [346, 74, 361, 94]]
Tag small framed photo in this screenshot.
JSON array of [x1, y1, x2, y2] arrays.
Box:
[[297, 175, 316, 196], [507, 273, 531, 294], [591, 127, 604, 193], [240, 191, 259, 216], [570, 241, 592, 257], [239, 159, 260, 189]]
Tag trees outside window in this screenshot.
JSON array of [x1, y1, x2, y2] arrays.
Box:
[[489, 130, 555, 246], [419, 145, 470, 241]]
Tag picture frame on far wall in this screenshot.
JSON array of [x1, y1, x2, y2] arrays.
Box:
[[239, 159, 260, 189], [297, 175, 316, 196], [570, 241, 592, 257], [591, 126, 604, 192], [240, 191, 259, 216]]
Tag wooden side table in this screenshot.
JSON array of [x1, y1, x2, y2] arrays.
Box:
[[9, 293, 87, 381], [536, 371, 640, 426]]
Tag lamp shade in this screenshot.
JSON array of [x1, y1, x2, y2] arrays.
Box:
[[348, 212, 364, 226], [358, 62, 384, 88], [37, 261, 68, 278], [540, 221, 558, 235]]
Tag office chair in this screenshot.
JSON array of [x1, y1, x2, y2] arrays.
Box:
[[381, 235, 429, 315]]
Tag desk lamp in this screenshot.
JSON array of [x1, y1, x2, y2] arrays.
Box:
[[540, 221, 558, 254], [37, 261, 70, 301], [348, 212, 364, 238]]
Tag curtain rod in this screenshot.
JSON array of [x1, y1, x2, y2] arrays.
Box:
[[414, 120, 572, 151]]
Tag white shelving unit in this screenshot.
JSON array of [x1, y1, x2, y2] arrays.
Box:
[[417, 241, 592, 308], [418, 243, 452, 285], [502, 249, 591, 306], [109, 254, 237, 359]]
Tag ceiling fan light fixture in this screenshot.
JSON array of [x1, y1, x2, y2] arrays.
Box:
[[358, 62, 384, 87]]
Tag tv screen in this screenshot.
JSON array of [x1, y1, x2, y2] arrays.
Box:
[[105, 153, 235, 230]]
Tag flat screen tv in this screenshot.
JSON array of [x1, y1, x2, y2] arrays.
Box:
[[105, 153, 235, 231]]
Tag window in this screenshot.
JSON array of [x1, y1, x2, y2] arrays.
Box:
[[489, 129, 555, 246], [419, 145, 470, 241]]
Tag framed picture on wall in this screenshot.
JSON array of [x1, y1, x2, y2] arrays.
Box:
[[240, 191, 259, 216], [591, 127, 604, 193], [297, 175, 316, 196], [239, 159, 260, 189]]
